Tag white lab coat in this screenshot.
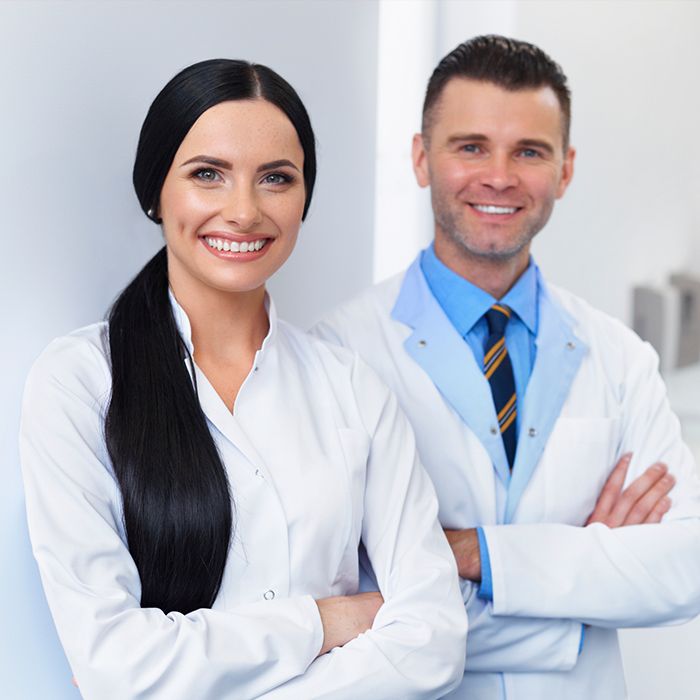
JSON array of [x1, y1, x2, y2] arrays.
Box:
[[19, 293, 467, 700], [313, 259, 700, 700]]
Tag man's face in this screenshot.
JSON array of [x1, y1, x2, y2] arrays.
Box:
[[413, 78, 575, 268]]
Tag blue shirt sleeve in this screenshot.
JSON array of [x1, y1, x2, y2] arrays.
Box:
[[476, 527, 494, 601]]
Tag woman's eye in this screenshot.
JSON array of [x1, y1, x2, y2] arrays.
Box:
[[262, 173, 291, 186], [193, 168, 220, 182]]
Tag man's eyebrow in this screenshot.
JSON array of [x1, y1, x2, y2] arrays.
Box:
[[517, 139, 555, 155], [447, 133, 489, 145], [256, 159, 301, 173], [180, 155, 232, 169]]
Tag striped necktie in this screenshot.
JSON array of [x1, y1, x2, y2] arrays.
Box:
[[484, 304, 517, 469]]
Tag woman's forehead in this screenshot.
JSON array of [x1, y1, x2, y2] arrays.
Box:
[[176, 99, 304, 164]]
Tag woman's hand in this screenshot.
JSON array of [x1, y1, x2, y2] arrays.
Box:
[[315, 592, 384, 656]]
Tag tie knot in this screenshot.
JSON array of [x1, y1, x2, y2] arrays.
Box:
[[485, 304, 511, 336]]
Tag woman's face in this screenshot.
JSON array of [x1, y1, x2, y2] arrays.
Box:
[[158, 99, 306, 297]]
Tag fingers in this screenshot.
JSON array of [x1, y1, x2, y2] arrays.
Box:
[[644, 496, 672, 524], [586, 453, 632, 525], [621, 469, 675, 525]]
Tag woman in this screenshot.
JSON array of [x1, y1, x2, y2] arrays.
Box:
[[20, 59, 466, 699]]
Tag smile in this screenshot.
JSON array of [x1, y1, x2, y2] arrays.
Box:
[[204, 236, 268, 253], [471, 204, 520, 215]]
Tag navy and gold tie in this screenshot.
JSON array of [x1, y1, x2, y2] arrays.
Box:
[[483, 304, 517, 469]]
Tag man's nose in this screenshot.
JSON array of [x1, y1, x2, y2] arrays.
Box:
[[478, 153, 519, 191], [221, 185, 263, 230]]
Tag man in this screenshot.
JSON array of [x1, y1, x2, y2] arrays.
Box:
[[313, 36, 700, 698]]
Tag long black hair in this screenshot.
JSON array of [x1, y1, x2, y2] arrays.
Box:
[[105, 59, 316, 615]]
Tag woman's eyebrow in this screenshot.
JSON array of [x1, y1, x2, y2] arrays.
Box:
[[180, 155, 232, 169], [257, 159, 301, 173]]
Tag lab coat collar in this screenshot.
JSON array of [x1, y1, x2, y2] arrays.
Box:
[[392, 257, 513, 487], [504, 270, 587, 522], [392, 257, 588, 519]]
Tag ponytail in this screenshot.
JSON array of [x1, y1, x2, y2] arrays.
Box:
[[105, 248, 232, 614]]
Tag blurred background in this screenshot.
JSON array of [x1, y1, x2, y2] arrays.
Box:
[[1, 1, 698, 697]]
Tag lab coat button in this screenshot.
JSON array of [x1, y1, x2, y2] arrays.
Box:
[[263, 589, 275, 600], [528, 427, 537, 437], [490, 426, 498, 435], [254, 468, 264, 479]]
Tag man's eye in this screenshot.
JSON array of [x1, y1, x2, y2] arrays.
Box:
[[462, 144, 481, 154], [520, 149, 540, 158], [194, 168, 220, 182]]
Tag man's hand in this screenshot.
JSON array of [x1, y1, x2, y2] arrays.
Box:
[[586, 453, 674, 527], [444, 528, 481, 582]]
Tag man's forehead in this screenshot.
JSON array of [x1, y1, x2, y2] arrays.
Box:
[[427, 77, 567, 146]]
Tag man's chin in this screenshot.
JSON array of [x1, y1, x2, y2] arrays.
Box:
[[457, 239, 531, 263]]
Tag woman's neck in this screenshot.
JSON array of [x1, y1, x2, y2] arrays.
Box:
[[169, 270, 270, 367]]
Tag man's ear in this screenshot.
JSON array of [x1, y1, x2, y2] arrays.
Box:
[[556, 145, 576, 199], [412, 133, 430, 188]]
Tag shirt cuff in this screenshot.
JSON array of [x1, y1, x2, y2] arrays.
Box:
[[476, 527, 493, 601]]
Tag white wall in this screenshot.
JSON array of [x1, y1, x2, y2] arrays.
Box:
[[0, 2, 378, 697]]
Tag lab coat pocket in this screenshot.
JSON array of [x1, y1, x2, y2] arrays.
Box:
[[541, 417, 621, 524], [333, 428, 371, 591]]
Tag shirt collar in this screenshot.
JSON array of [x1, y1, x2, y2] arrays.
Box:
[[420, 243, 539, 336], [168, 288, 278, 360]]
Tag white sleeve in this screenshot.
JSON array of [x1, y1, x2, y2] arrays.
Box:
[[463, 595, 582, 672], [257, 359, 468, 699], [359, 545, 582, 673], [483, 340, 700, 627], [20, 337, 323, 700]]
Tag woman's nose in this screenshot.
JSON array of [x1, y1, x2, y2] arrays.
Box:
[[221, 185, 263, 230]]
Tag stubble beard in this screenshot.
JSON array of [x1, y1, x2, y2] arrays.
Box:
[[433, 191, 553, 264]]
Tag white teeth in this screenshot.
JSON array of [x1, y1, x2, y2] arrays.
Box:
[[473, 204, 518, 215], [204, 237, 268, 253]]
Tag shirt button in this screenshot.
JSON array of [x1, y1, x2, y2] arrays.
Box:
[[490, 426, 498, 435], [528, 427, 537, 437], [566, 341, 576, 350], [418, 339, 427, 347], [254, 366, 259, 372], [263, 589, 275, 600], [254, 468, 264, 479]]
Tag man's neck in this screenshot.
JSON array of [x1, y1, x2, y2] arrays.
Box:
[[433, 237, 531, 299]]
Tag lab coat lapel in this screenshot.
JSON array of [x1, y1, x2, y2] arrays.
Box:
[[193, 366, 272, 476], [169, 289, 276, 482], [392, 260, 511, 486], [505, 277, 588, 522]]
